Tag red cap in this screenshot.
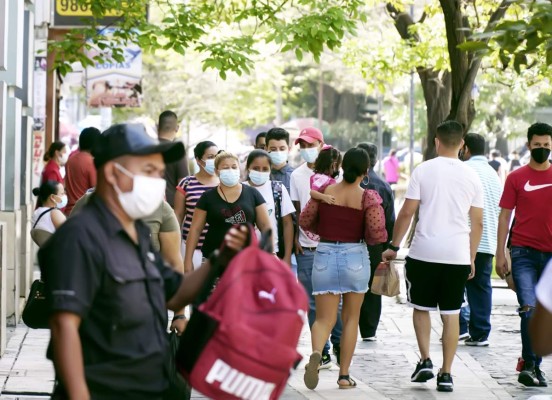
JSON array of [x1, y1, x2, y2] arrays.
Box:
[[294, 127, 324, 145]]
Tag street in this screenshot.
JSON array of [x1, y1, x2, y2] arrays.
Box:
[[0, 283, 550, 399]]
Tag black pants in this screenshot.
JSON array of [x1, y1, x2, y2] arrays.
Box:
[[359, 244, 384, 338]]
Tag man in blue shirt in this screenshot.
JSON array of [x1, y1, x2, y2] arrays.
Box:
[[460, 133, 502, 346], [357, 143, 396, 340]]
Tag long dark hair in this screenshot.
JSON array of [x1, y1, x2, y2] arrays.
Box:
[[193, 141, 217, 160], [314, 146, 342, 178], [44, 141, 65, 162], [342, 148, 369, 183], [246, 149, 272, 170]]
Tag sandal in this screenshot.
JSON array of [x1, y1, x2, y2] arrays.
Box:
[[338, 375, 357, 389], [304, 351, 322, 390]]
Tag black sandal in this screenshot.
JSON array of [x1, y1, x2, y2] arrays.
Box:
[[338, 375, 357, 389]]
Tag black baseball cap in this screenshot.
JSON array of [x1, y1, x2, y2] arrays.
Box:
[[93, 123, 185, 167]]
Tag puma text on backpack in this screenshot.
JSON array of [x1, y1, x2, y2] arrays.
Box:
[[177, 228, 308, 400]]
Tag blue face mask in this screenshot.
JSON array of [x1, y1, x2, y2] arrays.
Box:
[[249, 170, 270, 186], [219, 169, 241, 187], [203, 159, 215, 175], [300, 148, 319, 163], [269, 151, 288, 166]]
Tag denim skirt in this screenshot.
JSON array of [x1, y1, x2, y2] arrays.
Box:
[[312, 242, 370, 295]]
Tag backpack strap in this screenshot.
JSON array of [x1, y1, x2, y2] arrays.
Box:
[[32, 208, 55, 229], [271, 181, 283, 217]]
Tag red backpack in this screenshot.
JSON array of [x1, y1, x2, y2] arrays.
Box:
[[177, 228, 308, 400]]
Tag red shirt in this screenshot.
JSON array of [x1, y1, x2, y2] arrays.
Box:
[[41, 160, 63, 184], [64, 150, 97, 215], [500, 164, 552, 252]]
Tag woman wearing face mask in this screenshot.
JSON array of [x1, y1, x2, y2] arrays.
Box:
[[174, 141, 219, 272], [31, 180, 67, 235], [41, 141, 68, 185], [185, 151, 271, 271], [243, 150, 295, 265]]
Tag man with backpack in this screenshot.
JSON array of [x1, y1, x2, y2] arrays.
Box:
[[40, 123, 251, 400]]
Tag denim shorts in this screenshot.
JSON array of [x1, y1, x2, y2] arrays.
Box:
[[312, 242, 370, 295]]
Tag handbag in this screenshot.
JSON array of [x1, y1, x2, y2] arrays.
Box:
[[164, 331, 192, 400], [22, 279, 49, 329], [370, 261, 401, 297]]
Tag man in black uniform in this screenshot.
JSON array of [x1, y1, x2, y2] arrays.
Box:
[[40, 123, 248, 400], [357, 143, 396, 341]]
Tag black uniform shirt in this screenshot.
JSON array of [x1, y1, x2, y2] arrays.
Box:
[[362, 169, 396, 246], [39, 195, 182, 399]]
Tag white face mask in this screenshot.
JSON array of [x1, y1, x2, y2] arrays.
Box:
[[249, 170, 270, 186], [300, 148, 319, 163], [203, 159, 216, 175], [113, 163, 166, 220], [219, 169, 241, 187], [59, 151, 69, 165], [55, 194, 68, 209]]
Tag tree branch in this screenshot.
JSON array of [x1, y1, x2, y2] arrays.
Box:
[[457, 0, 514, 119]]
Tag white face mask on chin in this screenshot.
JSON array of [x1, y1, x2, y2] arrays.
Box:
[[113, 163, 166, 220]]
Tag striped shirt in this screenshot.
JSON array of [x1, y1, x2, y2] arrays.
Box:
[[465, 156, 503, 255], [176, 176, 216, 249]]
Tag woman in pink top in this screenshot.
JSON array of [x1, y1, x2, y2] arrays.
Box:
[[300, 148, 387, 390], [383, 149, 400, 184]]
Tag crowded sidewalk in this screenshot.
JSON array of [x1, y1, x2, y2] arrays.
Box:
[[1, 279, 550, 399]]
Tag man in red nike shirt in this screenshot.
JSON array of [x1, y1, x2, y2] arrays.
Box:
[[496, 122, 552, 387]]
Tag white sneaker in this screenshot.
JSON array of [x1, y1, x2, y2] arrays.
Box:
[[362, 336, 377, 342]]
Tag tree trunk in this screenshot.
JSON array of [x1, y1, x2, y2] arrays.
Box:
[[418, 69, 452, 160]]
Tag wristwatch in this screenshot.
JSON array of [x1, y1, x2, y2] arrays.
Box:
[[388, 242, 400, 252]]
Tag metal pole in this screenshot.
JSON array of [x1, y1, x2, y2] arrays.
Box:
[[377, 94, 384, 177], [409, 4, 415, 176]]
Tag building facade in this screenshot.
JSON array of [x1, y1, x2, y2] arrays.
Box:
[[0, 0, 36, 355]]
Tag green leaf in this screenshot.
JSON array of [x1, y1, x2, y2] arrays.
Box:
[[295, 48, 303, 61], [457, 41, 489, 52]]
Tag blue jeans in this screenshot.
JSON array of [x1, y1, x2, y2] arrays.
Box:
[[296, 249, 342, 355], [511, 246, 552, 367], [460, 253, 493, 340]]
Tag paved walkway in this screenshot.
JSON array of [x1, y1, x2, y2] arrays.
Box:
[[0, 284, 551, 399]]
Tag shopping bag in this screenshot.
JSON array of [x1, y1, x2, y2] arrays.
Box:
[[370, 262, 400, 297]]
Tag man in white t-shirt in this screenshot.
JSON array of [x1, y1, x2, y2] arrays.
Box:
[[290, 127, 342, 368], [383, 120, 484, 393], [530, 259, 552, 356]]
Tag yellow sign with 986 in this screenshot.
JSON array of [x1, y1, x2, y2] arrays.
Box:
[[55, 0, 122, 17]]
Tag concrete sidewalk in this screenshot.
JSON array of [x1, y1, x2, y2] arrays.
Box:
[[0, 287, 551, 399]]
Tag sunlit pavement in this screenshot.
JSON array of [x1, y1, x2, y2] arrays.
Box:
[[0, 283, 551, 399]]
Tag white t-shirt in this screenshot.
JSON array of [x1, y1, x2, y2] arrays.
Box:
[[536, 260, 552, 313], [31, 207, 56, 234], [290, 163, 319, 248], [406, 157, 484, 265], [244, 180, 295, 253]]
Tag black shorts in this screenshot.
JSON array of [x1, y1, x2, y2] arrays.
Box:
[[405, 257, 470, 314]]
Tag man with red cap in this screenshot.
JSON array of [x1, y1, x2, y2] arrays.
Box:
[[290, 127, 342, 368]]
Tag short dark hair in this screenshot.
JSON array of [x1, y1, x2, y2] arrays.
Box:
[[265, 127, 290, 147], [246, 149, 272, 169], [255, 132, 267, 146], [193, 141, 217, 159], [342, 148, 369, 184], [491, 149, 501, 158], [313, 146, 342, 177], [463, 133, 485, 156], [527, 122, 552, 143], [436, 120, 464, 148], [79, 127, 101, 151], [158, 110, 178, 133], [357, 142, 377, 169]]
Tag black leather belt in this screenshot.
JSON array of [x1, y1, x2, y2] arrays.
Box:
[[301, 247, 317, 252]]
